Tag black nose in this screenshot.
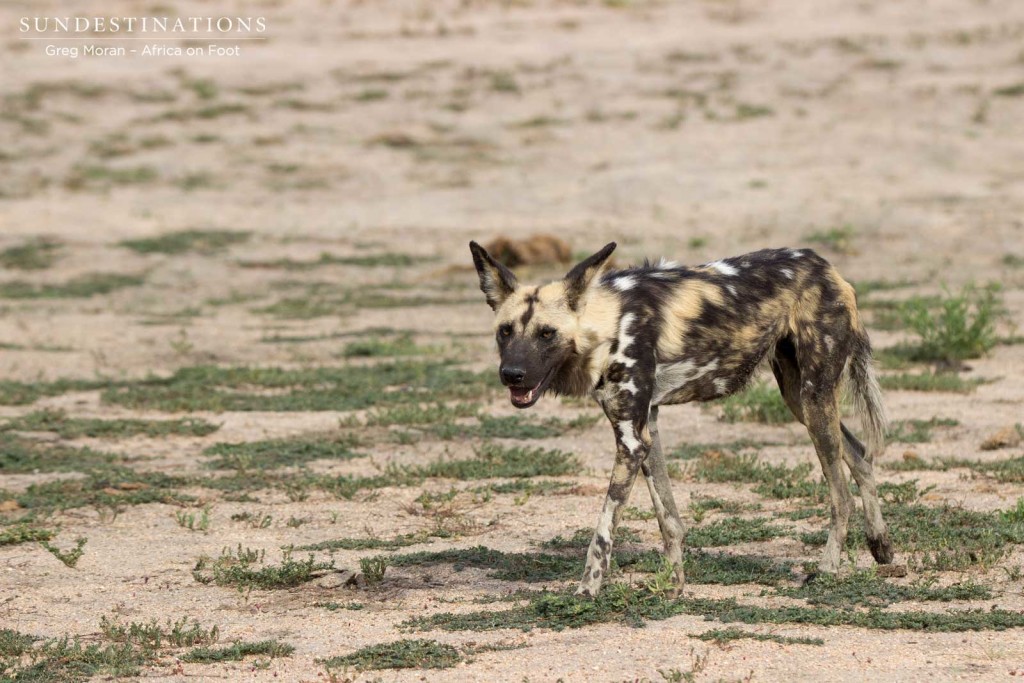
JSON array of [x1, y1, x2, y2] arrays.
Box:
[[500, 366, 525, 385]]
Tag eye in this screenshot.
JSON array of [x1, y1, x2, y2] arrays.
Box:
[[539, 327, 556, 340], [499, 324, 513, 338]]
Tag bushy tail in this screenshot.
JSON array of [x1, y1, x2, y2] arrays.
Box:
[[849, 333, 888, 461]]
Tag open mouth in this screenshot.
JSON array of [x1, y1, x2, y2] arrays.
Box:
[[508, 368, 555, 409]]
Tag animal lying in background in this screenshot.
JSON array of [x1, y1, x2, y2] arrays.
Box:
[[469, 240, 894, 596], [483, 233, 572, 268]]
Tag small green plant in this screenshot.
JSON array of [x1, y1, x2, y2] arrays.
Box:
[[192, 545, 333, 591], [40, 537, 87, 568], [360, 556, 389, 585], [231, 511, 273, 528], [899, 284, 1001, 363], [175, 506, 211, 532]]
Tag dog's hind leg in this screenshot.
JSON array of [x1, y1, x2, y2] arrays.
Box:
[[641, 406, 686, 592], [802, 386, 855, 574], [839, 425, 893, 564], [772, 338, 892, 567]]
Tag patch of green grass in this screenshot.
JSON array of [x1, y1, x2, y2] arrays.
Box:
[[1002, 254, 1024, 268], [776, 570, 990, 608], [417, 443, 580, 480], [0, 432, 121, 473], [0, 239, 61, 271], [383, 545, 585, 583], [0, 524, 55, 547], [181, 640, 294, 663], [354, 88, 389, 102], [405, 583, 1024, 634], [804, 225, 857, 254], [100, 615, 219, 648], [322, 639, 461, 671], [203, 434, 361, 470], [694, 627, 823, 646], [898, 284, 1002, 364], [383, 540, 790, 588], [101, 361, 491, 412], [65, 164, 158, 190], [316, 601, 364, 611], [0, 378, 115, 406], [371, 403, 598, 441], [734, 103, 774, 119], [669, 439, 773, 460], [852, 279, 917, 297], [6, 466, 193, 515], [489, 71, 520, 94], [686, 517, 786, 547], [993, 82, 1024, 97], [718, 382, 792, 424], [240, 252, 431, 269], [0, 273, 144, 299], [155, 102, 250, 121], [692, 451, 822, 500], [3, 637, 152, 681], [255, 297, 337, 319], [802, 498, 1024, 571], [261, 289, 476, 319], [119, 229, 250, 255], [298, 529, 452, 552], [879, 373, 985, 393], [192, 546, 334, 591], [962, 458, 1024, 484], [363, 402, 478, 427], [684, 596, 1024, 632], [2, 409, 219, 439], [341, 334, 436, 358], [888, 417, 958, 443], [0, 629, 36, 657], [689, 496, 761, 521]]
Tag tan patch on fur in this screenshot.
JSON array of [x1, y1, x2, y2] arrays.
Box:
[[656, 281, 725, 358], [830, 267, 862, 328]]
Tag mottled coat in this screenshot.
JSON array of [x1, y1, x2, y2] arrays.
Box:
[[471, 241, 893, 596]]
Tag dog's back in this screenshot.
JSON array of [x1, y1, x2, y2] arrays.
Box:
[[598, 248, 869, 407]]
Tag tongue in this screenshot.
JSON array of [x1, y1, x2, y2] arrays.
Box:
[[509, 386, 536, 405]]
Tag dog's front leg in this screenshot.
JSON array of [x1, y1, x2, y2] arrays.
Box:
[[577, 415, 651, 597]]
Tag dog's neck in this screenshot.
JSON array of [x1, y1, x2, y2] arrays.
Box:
[[550, 284, 623, 398]]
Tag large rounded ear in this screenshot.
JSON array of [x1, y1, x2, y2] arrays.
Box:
[[469, 241, 518, 311], [564, 242, 616, 311]]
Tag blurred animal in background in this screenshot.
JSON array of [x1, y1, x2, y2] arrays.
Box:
[[483, 233, 573, 268]]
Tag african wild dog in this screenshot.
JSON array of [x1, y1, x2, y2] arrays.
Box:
[[470, 241, 894, 596]]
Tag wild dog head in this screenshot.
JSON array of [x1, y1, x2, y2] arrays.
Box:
[[469, 241, 616, 408]]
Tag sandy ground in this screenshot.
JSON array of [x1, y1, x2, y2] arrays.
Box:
[[2, 0, 1024, 681]]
